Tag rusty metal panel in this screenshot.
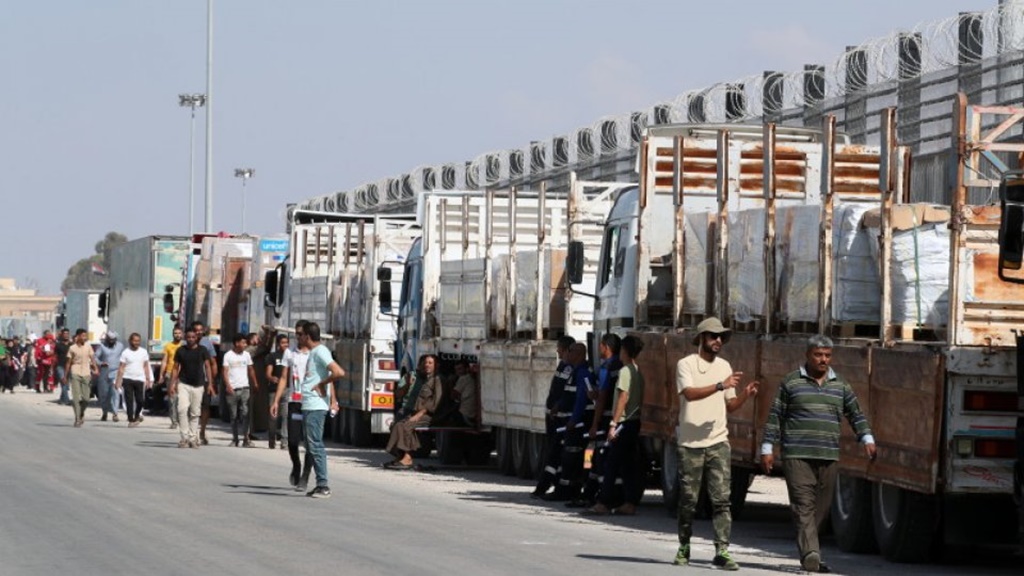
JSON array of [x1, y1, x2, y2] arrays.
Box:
[[635, 332, 673, 440], [724, 333, 760, 465], [757, 339, 808, 458], [953, 204, 1024, 347], [833, 345, 872, 476], [867, 345, 944, 493]]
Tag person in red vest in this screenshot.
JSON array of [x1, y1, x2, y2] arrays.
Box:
[[34, 331, 57, 393]]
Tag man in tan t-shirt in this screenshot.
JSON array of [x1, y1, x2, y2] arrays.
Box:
[[672, 317, 758, 571], [64, 329, 98, 428]]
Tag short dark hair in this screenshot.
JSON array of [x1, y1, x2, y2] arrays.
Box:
[[74, 328, 87, 336], [305, 322, 321, 342], [129, 332, 141, 341], [275, 333, 289, 345], [621, 335, 644, 358], [233, 334, 248, 344], [191, 321, 204, 331], [557, 335, 576, 350], [295, 319, 309, 331], [455, 358, 470, 368], [601, 333, 621, 354]]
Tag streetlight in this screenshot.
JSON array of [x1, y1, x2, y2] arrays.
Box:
[[234, 168, 254, 233], [179, 93, 206, 236]]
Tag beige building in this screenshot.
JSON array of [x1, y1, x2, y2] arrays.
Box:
[[0, 278, 61, 335]]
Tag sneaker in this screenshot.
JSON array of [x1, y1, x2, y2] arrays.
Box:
[[178, 440, 189, 448], [101, 413, 108, 422], [801, 551, 821, 573], [168, 423, 177, 430], [289, 469, 300, 487], [189, 440, 200, 449], [242, 440, 253, 448], [307, 486, 331, 499], [137, 415, 144, 424], [112, 415, 119, 423], [712, 547, 739, 571], [672, 544, 690, 566], [294, 482, 308, 493], [73, 420, 83, 428], [201, 437, 209, 446]]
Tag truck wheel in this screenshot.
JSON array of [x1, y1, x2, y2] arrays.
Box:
[[730, 468, 754, 521], [512, 430, 535, 479], [872, 482, 937, 562], [661, 440, 680, 516], [831, 474, 877, 553], [496, 428, 516, 475], [349, 410, 372, 448], [436, 430, 465, 465]]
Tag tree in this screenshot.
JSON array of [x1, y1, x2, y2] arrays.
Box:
[[61, 232, 128, 292]]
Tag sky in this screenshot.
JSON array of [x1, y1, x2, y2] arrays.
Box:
[[0, 0, 999, 294]]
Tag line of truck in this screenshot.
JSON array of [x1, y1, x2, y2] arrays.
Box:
[[92, 94, 1023, 562]]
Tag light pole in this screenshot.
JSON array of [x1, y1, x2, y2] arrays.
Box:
[[234, 168, 254, 233], [179, 93, 206, 236], [204, 0, 214, 232]]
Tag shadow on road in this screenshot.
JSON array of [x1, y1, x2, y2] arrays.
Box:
[[221, 483, 304, 497]]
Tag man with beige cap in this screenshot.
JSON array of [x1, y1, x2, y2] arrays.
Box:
[[672, 317, 758, 571]]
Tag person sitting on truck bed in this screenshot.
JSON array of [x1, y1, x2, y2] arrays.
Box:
[[449, 359, 478, 427], [383, 354, 442, 470]]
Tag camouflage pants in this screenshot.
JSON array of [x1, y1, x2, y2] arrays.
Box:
[[677, 441, 732, 548]]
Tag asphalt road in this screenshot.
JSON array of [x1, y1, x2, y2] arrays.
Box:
[[0, 389, 1019, 576]]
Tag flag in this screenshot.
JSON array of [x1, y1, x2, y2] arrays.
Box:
[[91, 262, 107, 276]]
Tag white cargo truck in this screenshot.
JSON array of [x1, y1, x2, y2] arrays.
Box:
[[265, 210, 415, 445], [59, 290, 107, 345]]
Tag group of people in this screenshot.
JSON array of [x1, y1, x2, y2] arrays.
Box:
[[527, 318, 875, 573], [0, 330, 62, 396]]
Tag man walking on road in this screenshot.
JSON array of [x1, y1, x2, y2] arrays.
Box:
[[296, 322, 343, 498], [265, 333, 291, 450], [64, 329, 98, 427], [160, 327, 183, 429], [116, 333, 152, 427], [55, 328, 72, 404], [192, 321, 219, 445], [223, 334, 258, 447], [673, 317, 758, 571], [169, 329, 211, 448], [761, 335, 876, 574], [96, 332, 125, 422]]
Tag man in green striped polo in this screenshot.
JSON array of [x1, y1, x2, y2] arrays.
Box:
[[760, 335, 876, 574]]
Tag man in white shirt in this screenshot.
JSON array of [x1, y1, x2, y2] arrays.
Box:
[[115, 333, 152, 428], [223, 333, 258, 447]]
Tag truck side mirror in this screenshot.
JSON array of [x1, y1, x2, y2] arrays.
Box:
[[264, 268, 279, 309], [566, 241, 585, 285], [163, 292, 176, 314], [55, 314, 66, 330], [998, 172, 1024, 283], [378, 266, 393, 314], [98, 289, 110, 322]]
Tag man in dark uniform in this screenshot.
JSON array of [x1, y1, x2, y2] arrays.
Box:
[[572, 333, 622, 508], [557, 342, 596, 504], [531, 335, 575, 499]]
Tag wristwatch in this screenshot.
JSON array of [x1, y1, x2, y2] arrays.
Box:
[[715, 382, 724, 392]]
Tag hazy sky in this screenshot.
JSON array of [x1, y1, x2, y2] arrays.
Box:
[[1, 0, 997, 293]]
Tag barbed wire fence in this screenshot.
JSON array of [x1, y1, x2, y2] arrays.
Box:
[[297, 1, 1024, 213]]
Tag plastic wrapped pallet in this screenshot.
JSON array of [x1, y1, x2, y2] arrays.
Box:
[[683, 212, 712, 314], [864, 204, 950, 326], [728, 209, 765, 322], [832, 202, 881, 322], [776, 204, 821, 323]]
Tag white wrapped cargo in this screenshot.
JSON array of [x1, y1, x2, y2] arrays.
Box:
[[832, 202, 881, 322], [728, 209, 766, 323], [865, 204, 951, 326], [776, 204, 821, 323], [683, 212, 712, 314]]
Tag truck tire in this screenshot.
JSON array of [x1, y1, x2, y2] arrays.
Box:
[[730, 468, 754, 521], [348, 410, 373, 448], [831, 474, 877, 553], [512, 430, 535, 479], [496, 428, 516, 475], [661, 440, 680, 516], [872, 482, 937, 562], [436, 430, 465, 465]]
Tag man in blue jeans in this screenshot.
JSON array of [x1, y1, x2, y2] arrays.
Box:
[[295, 322, 343, 499]]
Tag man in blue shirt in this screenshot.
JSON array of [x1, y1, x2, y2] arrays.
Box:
[[573, 333, 622, 509], [560, 342, 596, 504], [296, 322, 344, 499]]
